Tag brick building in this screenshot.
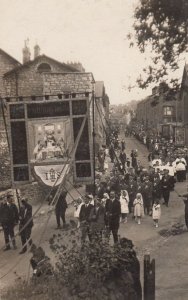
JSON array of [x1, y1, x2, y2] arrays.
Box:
[[0, 43, 109, 197], [136, 82, 183, 141]]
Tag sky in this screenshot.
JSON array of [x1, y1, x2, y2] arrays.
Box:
[[0, 0, 186, 104]]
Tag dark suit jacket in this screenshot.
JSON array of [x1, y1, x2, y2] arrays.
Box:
[[19, 203, 33, 228], [0, 203, 19, 225], [79, 203, 93, 223], [105, 198, 121, 229], [161, 176, 170, 191], [55, 191, 68, 212]]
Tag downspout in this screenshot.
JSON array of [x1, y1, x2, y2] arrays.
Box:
[[15, 72, 18, 97]]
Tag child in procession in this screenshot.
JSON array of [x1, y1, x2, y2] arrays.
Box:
[[120, 190, 129, 223], [133, 193, 144, 225], [152, 199, 161, 228]]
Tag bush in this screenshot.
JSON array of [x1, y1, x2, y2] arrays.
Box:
[[2, 224, 142, 300]]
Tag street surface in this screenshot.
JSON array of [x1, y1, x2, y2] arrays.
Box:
[[0, 136, 188, 300]]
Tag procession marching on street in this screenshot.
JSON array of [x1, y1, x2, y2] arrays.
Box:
[[1, 120, 188, 280]]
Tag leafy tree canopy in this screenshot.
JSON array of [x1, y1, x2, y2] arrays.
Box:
[[129, 0, 188, 90]]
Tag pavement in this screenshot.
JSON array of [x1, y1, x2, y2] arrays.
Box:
[[0, 136, 188, 300]]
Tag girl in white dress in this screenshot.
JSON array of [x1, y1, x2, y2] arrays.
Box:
[[133, 193, 144, 225], [120, 190, 129, 223], [152, 199, 161, 228]]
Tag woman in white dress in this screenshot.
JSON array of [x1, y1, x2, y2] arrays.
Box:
[[120, 190, 129, 223], [133, 193, 144, 225]]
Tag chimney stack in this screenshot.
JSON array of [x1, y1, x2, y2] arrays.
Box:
[[22, 39, 31, 64], [34, 43, 40, 59]]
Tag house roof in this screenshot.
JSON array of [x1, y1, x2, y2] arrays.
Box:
[[0, 48, 21, 66], [95, 81, 104, 98], [4, 54, 80, 76]]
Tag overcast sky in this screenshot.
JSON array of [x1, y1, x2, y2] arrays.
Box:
[[0, 0, 186, 104]]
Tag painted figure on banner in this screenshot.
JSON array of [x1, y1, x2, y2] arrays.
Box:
[[28, 119, 72, 186], [29, 119, 72, 163]]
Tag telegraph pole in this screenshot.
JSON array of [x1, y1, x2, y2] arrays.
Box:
[[92, 83, 96, 196]]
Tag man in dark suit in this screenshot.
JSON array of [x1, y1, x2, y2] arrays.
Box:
[[142, 175, 153, 215], [19, 198, 33, 254], [119, 149, 127, 171], [127, 177, 137, 213], [0, 194, 19, 251], [55, 190, 68, 229], [105, 190, 121, 244], [161, 171, 171, 207], [89, 198, 105, 241], [79, 195, 93, 243]]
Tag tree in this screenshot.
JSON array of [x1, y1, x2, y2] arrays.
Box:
[[129, 0, 188, 90]]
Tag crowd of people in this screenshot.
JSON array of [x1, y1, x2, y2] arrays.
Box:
[[73, 124, 188, 243], [1, 122, 188, 268], [128, 121, 188, 168]]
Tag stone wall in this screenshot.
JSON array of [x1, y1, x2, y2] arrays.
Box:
[[0, 51, 20, 132], [0, 51, 20, 98], [43, 72, 94, 95], [3, 57, 78, 98]]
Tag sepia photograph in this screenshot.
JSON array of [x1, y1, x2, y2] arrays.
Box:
[[0, 0, 188, 299]]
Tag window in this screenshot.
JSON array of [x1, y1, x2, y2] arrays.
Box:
[[73, 117, 90, 160], [37, 63, 51, 72], [163, 106, 174, 116], [11, 121, 28, 164], [10, 104, 25, 119]]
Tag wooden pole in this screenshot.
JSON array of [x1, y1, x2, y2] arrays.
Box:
[[15, 189, 21, 212], [92, 86, 96, 196], [144, 254, 155, 300]]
